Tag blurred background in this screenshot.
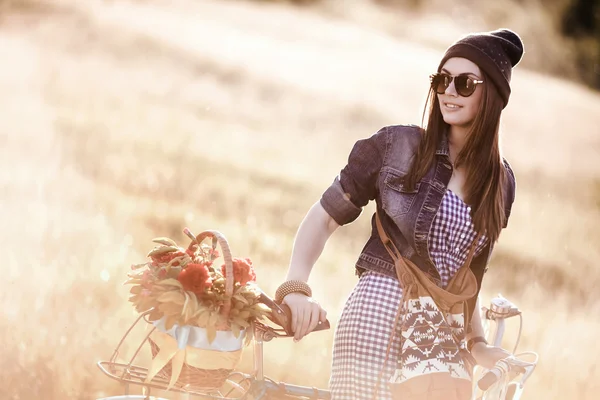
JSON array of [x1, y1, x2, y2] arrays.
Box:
[[1, 0, 599, 398]]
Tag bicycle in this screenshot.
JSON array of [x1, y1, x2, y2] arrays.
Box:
[[97, 292, 538, 400]]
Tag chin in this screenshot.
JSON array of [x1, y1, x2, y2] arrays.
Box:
[[442, 113, 473, 128], [442, 115, 466, 126]]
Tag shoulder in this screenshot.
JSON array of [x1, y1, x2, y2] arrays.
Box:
[[383, 124, 424, 144], [349, 124, 424, 166], [353, 124, 422, 153], [380, 124, 424, 165], [364, 124, 423, 139], [502, 158, 516, 196]]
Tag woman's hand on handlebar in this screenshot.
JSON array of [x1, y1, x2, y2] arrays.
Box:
[[471, 342, 511, 369], [283, 292, 328, 341]]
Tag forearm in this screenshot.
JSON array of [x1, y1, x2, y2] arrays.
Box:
[[285, 202, 340, 282], [467, 296, 486, 340], [468, 296, 512, 367]]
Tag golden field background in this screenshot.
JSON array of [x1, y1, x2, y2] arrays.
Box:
[[1, 0, 600, 398]]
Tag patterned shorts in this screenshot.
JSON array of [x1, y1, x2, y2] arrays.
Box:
[[329, 271, 403, 400]]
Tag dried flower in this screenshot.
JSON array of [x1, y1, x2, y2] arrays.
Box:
[[221, 257, 257, 286], [177, 262, 213, 295], [141, 270, 154, 289], [150, 250, 185, 265]]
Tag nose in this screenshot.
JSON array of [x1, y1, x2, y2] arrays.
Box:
[[445, 78, 458, 97]]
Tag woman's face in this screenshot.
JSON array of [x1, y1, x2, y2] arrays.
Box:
[[437, 57, 484, 128]]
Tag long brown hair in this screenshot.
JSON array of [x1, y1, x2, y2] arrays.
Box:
[[404, 70, 507, 243]]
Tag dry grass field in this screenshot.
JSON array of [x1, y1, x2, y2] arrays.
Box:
[[1, 0, 599, 398]]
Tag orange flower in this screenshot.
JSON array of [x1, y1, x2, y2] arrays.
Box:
[[221, 257, 257, 286], [177, 263, 213, 294]]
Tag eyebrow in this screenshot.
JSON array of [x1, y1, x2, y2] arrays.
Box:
[[441, 68, 482, 79]]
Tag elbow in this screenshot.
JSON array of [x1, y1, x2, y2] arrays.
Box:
[[326, 214, 340, 234], [314, 202, 340, 235]]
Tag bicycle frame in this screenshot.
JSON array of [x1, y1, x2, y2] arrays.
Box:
[[98, 295, 535, 400]]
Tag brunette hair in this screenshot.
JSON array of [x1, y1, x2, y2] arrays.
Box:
[[404, 70, 507, 243]]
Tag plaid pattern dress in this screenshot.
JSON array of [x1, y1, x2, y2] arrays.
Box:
[[329, 190, 488, 400]]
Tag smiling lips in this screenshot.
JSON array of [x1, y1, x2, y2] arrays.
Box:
[[443, 102, 462, 110]]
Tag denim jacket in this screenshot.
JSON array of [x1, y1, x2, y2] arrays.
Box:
[[320, 124, 516, 318]]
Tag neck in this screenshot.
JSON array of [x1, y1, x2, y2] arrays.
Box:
[[448, 124, 470, 162]]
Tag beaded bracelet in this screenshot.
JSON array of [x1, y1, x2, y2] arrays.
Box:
[[274, 280, 312, 304]]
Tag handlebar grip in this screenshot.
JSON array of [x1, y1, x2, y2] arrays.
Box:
[[478, 368, 502, 391], [258, 291, 330, 336], [477, 355, 537, 393]]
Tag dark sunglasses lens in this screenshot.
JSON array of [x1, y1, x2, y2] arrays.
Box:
[[431, 74, 448, 94], [455, 76, 476, 97]]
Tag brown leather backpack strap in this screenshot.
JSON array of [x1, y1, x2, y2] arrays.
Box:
[[375, 210, 415, 290], [463, 231, 483, 270], [375, 209, 402, 263], [449, 231, 483, 340]]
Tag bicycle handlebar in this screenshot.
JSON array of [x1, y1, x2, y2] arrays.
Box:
[[477, 354, 537, 391], [478, 369, 503, 391], [258, 290, 331, 337]]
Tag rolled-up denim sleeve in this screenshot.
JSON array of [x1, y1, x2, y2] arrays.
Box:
[[320, 127, 387, 225]]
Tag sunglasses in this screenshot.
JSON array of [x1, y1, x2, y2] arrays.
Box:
[[429, 73, 484, 97]]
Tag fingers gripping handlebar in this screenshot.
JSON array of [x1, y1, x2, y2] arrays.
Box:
[[258, 291, 330, 337]]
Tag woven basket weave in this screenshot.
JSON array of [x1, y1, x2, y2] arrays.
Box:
[[148, 337, 233, 389]]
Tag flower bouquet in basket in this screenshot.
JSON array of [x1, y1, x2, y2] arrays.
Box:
[[126, 228, 271, 390]]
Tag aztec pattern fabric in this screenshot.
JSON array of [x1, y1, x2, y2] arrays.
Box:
[[389, 296, 472, 398]]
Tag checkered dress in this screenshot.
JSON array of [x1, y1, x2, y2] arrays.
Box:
[[329, 190, 488, 399]]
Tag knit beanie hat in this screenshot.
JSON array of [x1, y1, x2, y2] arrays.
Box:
[[437, 29, 524, 108]]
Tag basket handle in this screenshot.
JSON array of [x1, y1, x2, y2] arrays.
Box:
[[183, 228, 234, 318]]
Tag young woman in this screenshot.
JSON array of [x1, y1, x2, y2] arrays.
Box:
[[275, 29, 524, 399]]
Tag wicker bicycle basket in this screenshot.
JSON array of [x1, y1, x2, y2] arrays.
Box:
[[147, 338, 233, 389], [147, 229, 240, 390]]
